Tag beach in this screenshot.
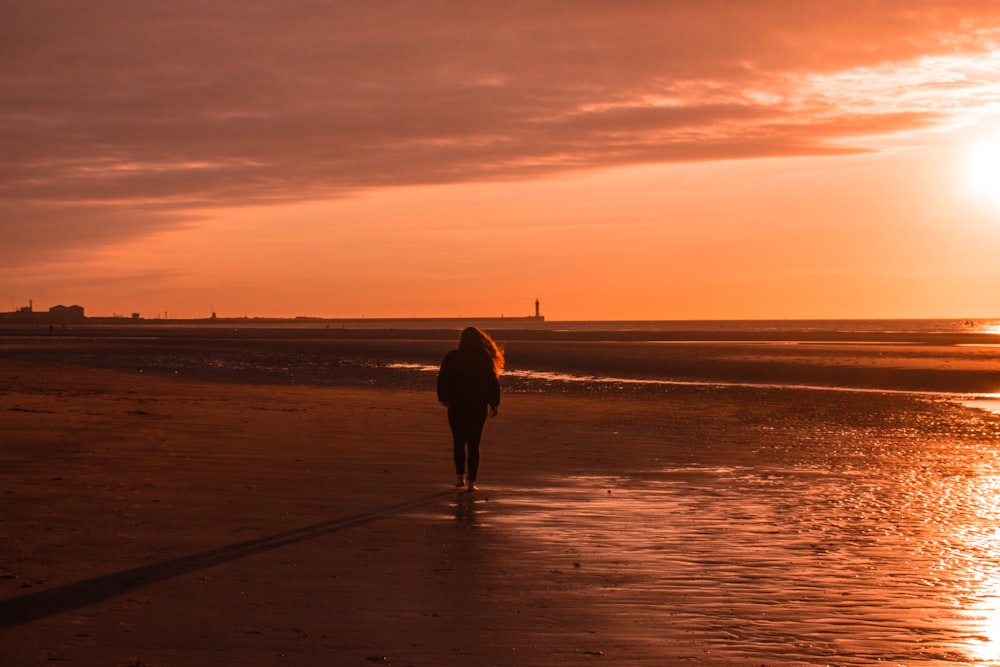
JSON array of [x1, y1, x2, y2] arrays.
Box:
[[4, 325, 1000, 665]]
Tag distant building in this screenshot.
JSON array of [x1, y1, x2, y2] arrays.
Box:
[[0, 302, 86, 322], [49, 305, 85, 320]]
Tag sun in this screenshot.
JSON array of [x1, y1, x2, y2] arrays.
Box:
[[964, 135, 1000, 208]]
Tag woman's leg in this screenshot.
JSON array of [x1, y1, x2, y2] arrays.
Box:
[[448, 407, 467, 478], [464, 406, 488, 482]]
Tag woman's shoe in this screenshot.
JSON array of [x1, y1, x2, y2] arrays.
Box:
[[455, 474, 465, 487], [466, 480, 478, 492]]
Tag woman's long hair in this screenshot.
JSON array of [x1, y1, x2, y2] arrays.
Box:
[[459, 327, 505, 376]]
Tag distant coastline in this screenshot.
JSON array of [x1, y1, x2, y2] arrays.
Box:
[[0, 300, 546, 328], [0, 312, 547, 331]]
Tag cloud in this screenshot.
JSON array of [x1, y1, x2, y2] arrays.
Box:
[[3, 0, 1000, 262]]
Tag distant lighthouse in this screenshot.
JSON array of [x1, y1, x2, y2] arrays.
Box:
[[535, 298, 540, 318]]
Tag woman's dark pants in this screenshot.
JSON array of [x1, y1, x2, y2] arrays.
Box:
[[448, 403, 488, 481]]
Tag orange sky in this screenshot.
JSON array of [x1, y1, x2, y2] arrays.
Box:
[[3, 1, 1000, 320]]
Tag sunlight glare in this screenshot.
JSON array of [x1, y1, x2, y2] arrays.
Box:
[[970, 591, 1000, 662], [961, 474, 1000, 663], [964, 135, 1000, 208]]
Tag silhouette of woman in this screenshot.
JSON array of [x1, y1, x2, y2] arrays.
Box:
[[437, 327, 503, 491]]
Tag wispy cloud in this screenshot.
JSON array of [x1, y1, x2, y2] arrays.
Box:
[[3, 1, 1000, 262]]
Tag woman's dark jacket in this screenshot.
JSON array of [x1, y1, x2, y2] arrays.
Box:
[[437, 349, 500, 410]]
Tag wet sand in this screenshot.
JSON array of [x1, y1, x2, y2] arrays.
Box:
[[3, 333, 1000, 665]]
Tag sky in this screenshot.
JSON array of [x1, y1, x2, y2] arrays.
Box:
[[3, 1, 1000, 321]]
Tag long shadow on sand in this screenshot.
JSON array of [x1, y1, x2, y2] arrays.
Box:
[[0, 490, 451, 630]]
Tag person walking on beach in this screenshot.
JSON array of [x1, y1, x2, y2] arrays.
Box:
[[437, 327, 503, 492]]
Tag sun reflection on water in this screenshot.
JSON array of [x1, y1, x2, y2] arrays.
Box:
[[969, 584, 1000, 663], [489, 445, 1000, 663], [960, 474, 1000, 663]]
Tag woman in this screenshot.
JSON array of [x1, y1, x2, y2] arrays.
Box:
[[437, 327, 504, 491]]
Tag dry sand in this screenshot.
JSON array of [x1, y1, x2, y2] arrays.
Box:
[[3, 334, 1000, 665]]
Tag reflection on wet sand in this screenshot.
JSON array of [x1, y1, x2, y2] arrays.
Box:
[[449, 491, 487, 526], [959, 473, 1000, 663], [487, 455, 1000, 664]]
